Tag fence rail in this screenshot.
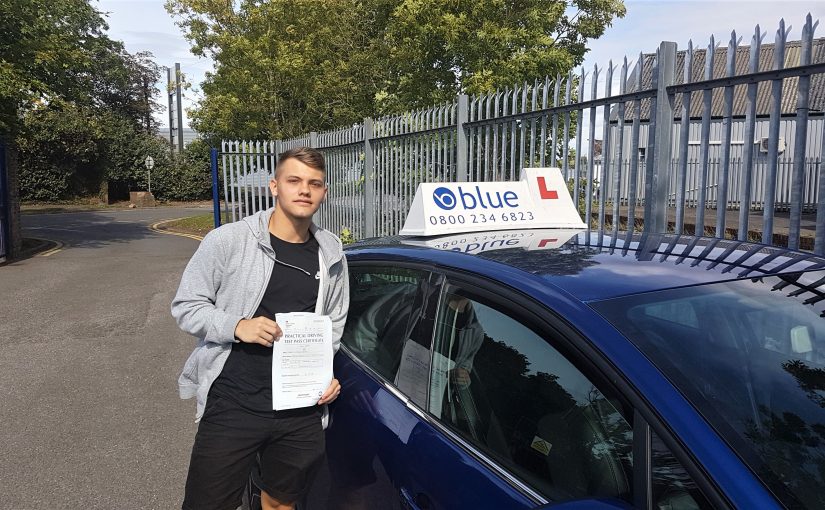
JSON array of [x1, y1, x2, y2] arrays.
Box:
[[216, 14, 825, 254]]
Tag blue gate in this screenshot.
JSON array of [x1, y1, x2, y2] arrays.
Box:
[[0, 143, 9, 261]]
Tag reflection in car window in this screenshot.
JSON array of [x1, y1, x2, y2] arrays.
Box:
[[593, 271, 825, 510], [342, 267, 431, 406], [652, 433, 712, 509], [429, 286, 633, 503]]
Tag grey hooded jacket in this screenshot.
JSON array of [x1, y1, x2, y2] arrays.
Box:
[[171, 208, 349, 422]]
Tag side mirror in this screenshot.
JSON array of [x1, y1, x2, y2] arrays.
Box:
[[537, 498, 634, 510]]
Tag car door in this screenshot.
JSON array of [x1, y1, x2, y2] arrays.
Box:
[[404, 274, 718, 510], [313, 263, 538, 510]]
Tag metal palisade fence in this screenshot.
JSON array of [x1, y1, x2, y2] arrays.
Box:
[[216, 14, 825, 254]]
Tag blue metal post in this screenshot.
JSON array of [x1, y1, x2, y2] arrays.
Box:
[[211, 148, 221, 228], [0, 142, 9, 260]]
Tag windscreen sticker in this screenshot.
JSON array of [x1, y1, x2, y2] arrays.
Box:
[[530, 436, 552, 456]]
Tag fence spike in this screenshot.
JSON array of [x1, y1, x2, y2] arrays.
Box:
[[803, 12, 818, 38]]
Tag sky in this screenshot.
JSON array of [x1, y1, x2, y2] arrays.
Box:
[[96, 0, 824, 131]]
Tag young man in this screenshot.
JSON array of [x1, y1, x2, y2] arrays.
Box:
[[171, 147, 349, 510]]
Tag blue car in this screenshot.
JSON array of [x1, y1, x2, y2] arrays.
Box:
[[300, 228, 825, 510]]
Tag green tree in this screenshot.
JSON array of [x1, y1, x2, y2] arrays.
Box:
[[166, 0, 389, 140], [89, 48, 163, 132], [0, 0, 116, 138], [3, 0, 168, 202], [380, 0, 626, 111], [16, 102, 163, 201], [16, 103, 106, 201], [166, 0, 625, 140]]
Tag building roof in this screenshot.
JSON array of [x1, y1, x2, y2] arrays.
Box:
[[156, 127, 201, 148], [613, 38, 825, 122]]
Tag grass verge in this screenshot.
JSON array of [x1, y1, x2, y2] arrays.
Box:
[[21, 199, 213, 215], [158, 213, 227, 237]]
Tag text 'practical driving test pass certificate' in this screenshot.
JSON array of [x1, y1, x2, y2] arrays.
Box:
[[272, 313, 334, 410]]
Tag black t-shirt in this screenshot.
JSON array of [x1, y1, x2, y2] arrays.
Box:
[[210, 232, 320, 414]]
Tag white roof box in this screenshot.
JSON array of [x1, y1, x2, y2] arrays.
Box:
[[399, 167, 586, 236], [401, 229, 583, 254]]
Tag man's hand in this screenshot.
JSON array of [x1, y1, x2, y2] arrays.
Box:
[[318, 378, 341, 405], [234, 317, 282, 347]]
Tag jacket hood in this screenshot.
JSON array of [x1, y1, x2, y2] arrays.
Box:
[[242, 208, 344, 266]]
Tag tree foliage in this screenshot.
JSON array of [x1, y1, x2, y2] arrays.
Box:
[[0, 0, 107, 137], [381, 0, 625, 111], [166, 0, 625, 140], [0, 0, 161, 137], [3, 0, 170, 202], [150, 138, 213, 201], [17, 104, 107, 201], [18, 101, 212, 202]]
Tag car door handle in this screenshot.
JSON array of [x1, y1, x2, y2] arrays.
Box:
[[399, 487, 431, 510]]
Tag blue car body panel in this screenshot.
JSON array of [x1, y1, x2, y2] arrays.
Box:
[[326, 351, 537, 510]]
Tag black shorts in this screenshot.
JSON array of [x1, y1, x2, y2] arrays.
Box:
[[182, 394, 325, 510]]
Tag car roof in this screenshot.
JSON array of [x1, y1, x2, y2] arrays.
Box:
[[345, 229, 825, 301]]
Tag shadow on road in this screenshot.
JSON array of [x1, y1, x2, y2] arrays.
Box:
[[19, 209, 202, 252]]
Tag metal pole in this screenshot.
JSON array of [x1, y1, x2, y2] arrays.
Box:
[[0, 142, 8, 260], [717, 31, 740, 237], [788, 15, 817, 250], [148, 169, 151, 193], [175, 63, 184, 153], [645, 42, 677, 234], [221, 140, 230, 222], [738, 26, 764, 240], [676, 41, 694, 234], [586, 65, 599, 225], [167, 67, 174, 149], [456, 94, 469, 181], [363, 118, 375, 238], [211, 148, 221, 228], [762, 21, 789, 245]]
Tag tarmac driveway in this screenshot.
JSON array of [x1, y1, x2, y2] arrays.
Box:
[[0, 207, 210, 509]]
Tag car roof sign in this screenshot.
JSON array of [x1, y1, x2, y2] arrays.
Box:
[[399, 167, 587, 236], [401, 229, 584, 254]]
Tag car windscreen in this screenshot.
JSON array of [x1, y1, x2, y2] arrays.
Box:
[[591, 271, 825, 510]]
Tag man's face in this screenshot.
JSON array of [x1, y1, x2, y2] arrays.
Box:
[[269, 158, 327, 220]]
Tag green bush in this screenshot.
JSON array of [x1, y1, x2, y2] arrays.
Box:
[[17, 102, 216, 202], [567, 177, 599, 215], [150, 139, 213, 201], [17, 105, 105, 201], [104, 126, 172, 200]]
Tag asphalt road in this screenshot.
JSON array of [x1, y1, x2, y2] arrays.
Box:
[[0, 207, 213, 509]]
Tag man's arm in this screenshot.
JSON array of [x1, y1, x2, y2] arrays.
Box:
[[327, 255, 350, 353], [171, 229, 244, 344]]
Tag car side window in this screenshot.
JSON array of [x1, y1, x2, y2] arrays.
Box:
[[652, 433, 713, 509], [341, 266, 432, 406], [428, 285, 634, 502]]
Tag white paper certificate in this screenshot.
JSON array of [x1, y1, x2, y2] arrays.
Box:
[[272, 312, 333, 410]]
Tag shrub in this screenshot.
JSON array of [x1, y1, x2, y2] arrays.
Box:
[[150, 139, 213, 201], [17, 105, 105, 201]]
